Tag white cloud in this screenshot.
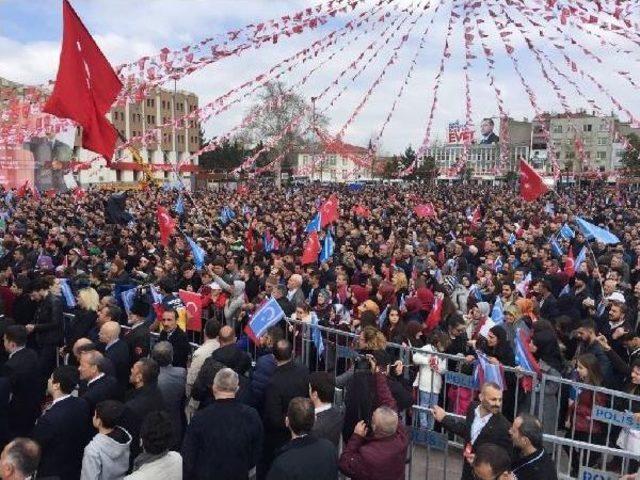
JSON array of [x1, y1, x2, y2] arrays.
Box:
[[1, 0, 639, 153]]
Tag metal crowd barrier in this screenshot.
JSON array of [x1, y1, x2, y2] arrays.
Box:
[[62, 311, 640, 479]]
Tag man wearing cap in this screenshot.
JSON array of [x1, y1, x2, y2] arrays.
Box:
[[125, 299, 151, 367]]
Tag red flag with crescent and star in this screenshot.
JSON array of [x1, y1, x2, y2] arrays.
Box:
[[564, 245, 575, 277], [520, 159, 548, 202], [301, 231, 321, 265], [156, 206, 175, 247], [178, 290, 203, 332], [319, 195, 339, 228]]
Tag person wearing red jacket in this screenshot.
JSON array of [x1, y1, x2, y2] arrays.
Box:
[[339, 357, 408, 480]]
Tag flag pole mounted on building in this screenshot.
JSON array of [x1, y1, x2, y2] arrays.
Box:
[[43, 0, 123, 162]]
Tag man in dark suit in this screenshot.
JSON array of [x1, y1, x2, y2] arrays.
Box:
[[259, 339, 310, 480], [25, 278, 63, 378], [158, 309, 190, 369], [78, 350, 121, 415], [536, 279, 559, 322], [123, 358, 167, 463], [510, 414, 558, 480], [432, 382, 513, 480], [210, 325, 251, 376], [478, 118, 499, 145], [31, 365, 92, 480], [267, 397, 338, 480], [309, 371, 344, 448], [182, 368, 263, 480], [2, 325, 43, 437], [99, 321, 130, 390], [124, 298, 151, 366], [152, 341, 186, 449]]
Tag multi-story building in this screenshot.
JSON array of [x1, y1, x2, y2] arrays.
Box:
[[295, 140, 375, 182], [0, 76, 201, 187], [544, 112, 640, 173], [424, 117, 532, 180], [77, 88, 201, 185]]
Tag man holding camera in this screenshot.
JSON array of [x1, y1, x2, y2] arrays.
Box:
[[338, 355, 408, 480]]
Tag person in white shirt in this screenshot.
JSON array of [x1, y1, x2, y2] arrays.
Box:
[[412, 331, 450, 430], [186, 319, 220, 420]]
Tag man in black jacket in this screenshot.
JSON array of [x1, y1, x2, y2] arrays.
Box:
[[99, 321, 130, 390], [123, 358, 166, 463], [259, 339, 310, 480], [25, 278, 63, 378], [158, 309, 190, 368], [182, 368, 263, 480], [32, 365, 92, 480], [210, 325, 251, 376], [267, 397, 338, 480], [510, 414, 558, 480], [431, 382, 513, 480], [472, 443, 513, 480], [309, 371, 344, 448], [124, 298, 151, 366], [2, 325, 43, 437], [78, 350, 121, 415]]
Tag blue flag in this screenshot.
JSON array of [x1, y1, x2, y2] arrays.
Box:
[[311, 313, 325, 357], [120, 287, 138, 314], [305, 213, 321, 233], [348, 182, 364, 192], [576, 217, 620, 244], [549, 236, 564, 258], [60, 278, 76, 308], [150, 285, 163, 304], [559, 284, 571, 297], [507, 233, 516, 246], [544, 202, 555, 216], [219, 206, 235, 225], [174, 194, 184, 215], [474, 351, 505, 390], [491, 296, 504, 324], [378, 305, 389, 329], [559, 223, 575, 240], [248, 297, 285, 337], [185, 235, 206, 270], [574, 246, 588, 272], [319, 231, 335, 263], [494, 257, 503, 272]]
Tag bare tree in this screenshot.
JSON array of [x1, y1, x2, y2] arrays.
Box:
[[240, 81, 327, 187]]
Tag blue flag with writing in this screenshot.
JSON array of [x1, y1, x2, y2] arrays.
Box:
[[574, 246, 588, 272], [559, 223, 574, 240], [174, 194, 184, 215], [248, 297, 285, 337], [491, 296, 504, 324], [311, 315, 325, 357], [120, 287, 138, 314], [60, 278, 76, 308], [549, 236, 564, 258]]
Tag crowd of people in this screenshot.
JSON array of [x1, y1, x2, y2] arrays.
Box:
[[0, 179, 639, 479]]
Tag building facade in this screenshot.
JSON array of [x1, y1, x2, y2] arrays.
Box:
[[77, 88, 201, 185], [295, 140, 375, 182]]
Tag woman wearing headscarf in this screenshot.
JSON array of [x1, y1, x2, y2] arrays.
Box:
[[476, 324, 517, 421], [313, 289, 333, 326]]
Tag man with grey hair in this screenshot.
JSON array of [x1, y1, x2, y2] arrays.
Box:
[[0, 438, 41, 480], [339, 357, 408, 480], [182, 368, 263, 480], [99, 321, 130, 391], [152, 341, 186, 449], [78, 350, 120, 415], [286, 274, 305, 308]]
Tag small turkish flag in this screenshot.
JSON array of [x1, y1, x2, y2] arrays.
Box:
[[564, 246, 575, 277], [179, 290, 203, 332], [425, 296, 443, 333], [414, 203, 437, 219], [520, 159, 548, 202], [156, 206, 175, 247], [301, 231, 321, 265], [319, 195, 339, 228], [43, 0, 123, 161]]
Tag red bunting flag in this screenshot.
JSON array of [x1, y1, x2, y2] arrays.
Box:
[[520, 159, 548, 202], [43, 0, 123, 161], [179, 290, 203, 332], [156, 206, 175, 247], [319, 195, 339, 228], [468, 205, 481, 227], [301, 231, 321, 265], [414, 203, 437, 219]]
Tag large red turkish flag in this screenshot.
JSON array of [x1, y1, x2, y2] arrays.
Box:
[[301, 231, 321, 265], [520, 159, 548, 202], [156, 206, 175, 247], [319, 195, 339, 228], [43, 0, 123, 161], [179, 290, 203, 332]]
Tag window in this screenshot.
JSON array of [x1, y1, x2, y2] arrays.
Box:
[[552, 124, 563, 133], [342, 157, 347, 166], [147, 115, 152, 124], [162, 100, 166, 109], [329, 155, 337, 166], [597, 137, 608, 146], [303, 155, 309, 165], [584, 151, 591, 159], [566, 151, 575, 159], [599, 122, 609, 132], [596, 151, 607, 160], [583, 124, 592, 132]]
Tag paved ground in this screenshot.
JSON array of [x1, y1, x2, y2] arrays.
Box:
[[409, 445, 464, 480]]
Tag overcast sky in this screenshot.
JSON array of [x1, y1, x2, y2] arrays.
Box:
[[1, 0, 639, 153]]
